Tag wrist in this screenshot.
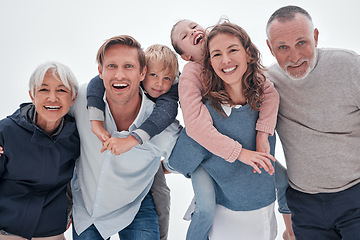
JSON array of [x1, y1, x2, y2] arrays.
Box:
[[257, 131, 270, 139], [130, 132, 142, 145]]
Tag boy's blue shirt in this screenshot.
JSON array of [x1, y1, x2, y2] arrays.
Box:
[[86, 75, 179, 140]]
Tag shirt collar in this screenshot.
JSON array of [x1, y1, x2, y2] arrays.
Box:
[[29, 104, 64, 137], [103, 87, 148, 133], [221, 104, 243, 117]]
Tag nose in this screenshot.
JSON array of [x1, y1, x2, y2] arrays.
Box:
[[221, 53, 231, 64], [288, 48, 301, 63], [48, 90, 58, 101], [115, 68, 125, 80], [155, 79, 164, 87]]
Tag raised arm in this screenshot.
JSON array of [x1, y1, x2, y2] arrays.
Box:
[[105, 83, 179, 155], [132, 83, 179, 144], [87, 75, 106, 114], [86, 75, 110, 142]]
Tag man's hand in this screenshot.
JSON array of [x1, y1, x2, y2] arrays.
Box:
[[0, 146, 3, 156], [238, 148, 275, 175], [282, 214, 295, 240], [91, 120, 111, 142], [101, 135, 139, 155]]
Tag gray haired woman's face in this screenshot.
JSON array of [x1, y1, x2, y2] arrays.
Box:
[[29, 72, 76, 133]]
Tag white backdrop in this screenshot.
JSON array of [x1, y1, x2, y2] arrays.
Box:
[[1, 0, 359, 239]]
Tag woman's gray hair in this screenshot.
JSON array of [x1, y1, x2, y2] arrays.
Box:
[[29, 61, 79, 99]]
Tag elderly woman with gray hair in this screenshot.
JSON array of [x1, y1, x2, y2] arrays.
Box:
[[0, 61, 80, 240]]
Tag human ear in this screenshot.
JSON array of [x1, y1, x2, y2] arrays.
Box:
[[98, 65, 103, 79], [246, 47, 252, 63], [314, 28, 319, 47], [181, 54, 192, 61], [140, 66, 147, 82], [29, 90, 35, 104], [266, 40, 274, 56], [70, 92, 78, 106]]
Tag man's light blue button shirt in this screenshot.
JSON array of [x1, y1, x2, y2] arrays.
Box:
[[70, 84, 181, 239]]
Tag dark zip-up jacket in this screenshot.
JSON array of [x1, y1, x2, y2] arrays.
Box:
[[0, 103, 80, 238]]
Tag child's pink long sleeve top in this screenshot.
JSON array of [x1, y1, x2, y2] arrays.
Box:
[[179, 61, 279, 163]]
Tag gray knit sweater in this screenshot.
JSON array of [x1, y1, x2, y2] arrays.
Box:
[[266, 48, 360, 194]]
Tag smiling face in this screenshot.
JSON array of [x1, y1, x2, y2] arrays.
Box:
[[267, 13, 319, 80], [99, 44, 146, 106], [172, 20, 205, 63], [209, 33, 250, 92], [142, 60, 174, 98], [29, 71, 75, 133]]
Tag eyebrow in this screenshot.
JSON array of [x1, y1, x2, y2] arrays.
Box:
[[210, 44, 240, 54], [275, 37, 306, 45], [41, 83, 66, 88]]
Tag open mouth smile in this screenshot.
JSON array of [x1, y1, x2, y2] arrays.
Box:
[[44, 106, 61, 110], [112, 83, 128, 89], [222, 66, 237, 73], [193, 33, 204, 45]]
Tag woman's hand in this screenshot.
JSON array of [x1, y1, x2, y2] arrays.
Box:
[[237, 148, 275, 174]]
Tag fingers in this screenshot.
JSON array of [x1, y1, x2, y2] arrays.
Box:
[[250, 162, 262, 174], [100, 140, 109, 153], [102, 132, 111, 142], [253, 153, 275, 175], [100, 139, 121, 155]]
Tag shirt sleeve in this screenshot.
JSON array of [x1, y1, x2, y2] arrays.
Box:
[[87, 75, 106, 115], [137, 83, 179, 142], [256, 78, 279, 136], [179, 62, 242, 163]]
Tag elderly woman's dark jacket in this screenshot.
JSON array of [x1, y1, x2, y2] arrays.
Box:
[[0, 103, 80, 239]]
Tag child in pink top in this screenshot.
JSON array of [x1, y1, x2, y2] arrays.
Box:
[[171, 19, 278, 170], [169, 20, 283, 240]]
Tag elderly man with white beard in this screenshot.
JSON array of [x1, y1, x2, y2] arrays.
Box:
[[265, 5, 360, 240]]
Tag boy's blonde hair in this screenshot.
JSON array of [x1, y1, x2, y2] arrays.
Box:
[[145, 44, 179, 81]]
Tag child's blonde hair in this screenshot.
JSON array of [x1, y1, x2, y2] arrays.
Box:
[[145, 44, 179, 81]]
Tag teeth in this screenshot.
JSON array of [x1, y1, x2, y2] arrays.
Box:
[[113, 83, 128, 89], [223, 66, 236, 73], [45, 106, 61, 110], [193, 34, 203, 45]]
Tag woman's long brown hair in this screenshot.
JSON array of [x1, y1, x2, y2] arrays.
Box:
[[202, 22, 266, 116]]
